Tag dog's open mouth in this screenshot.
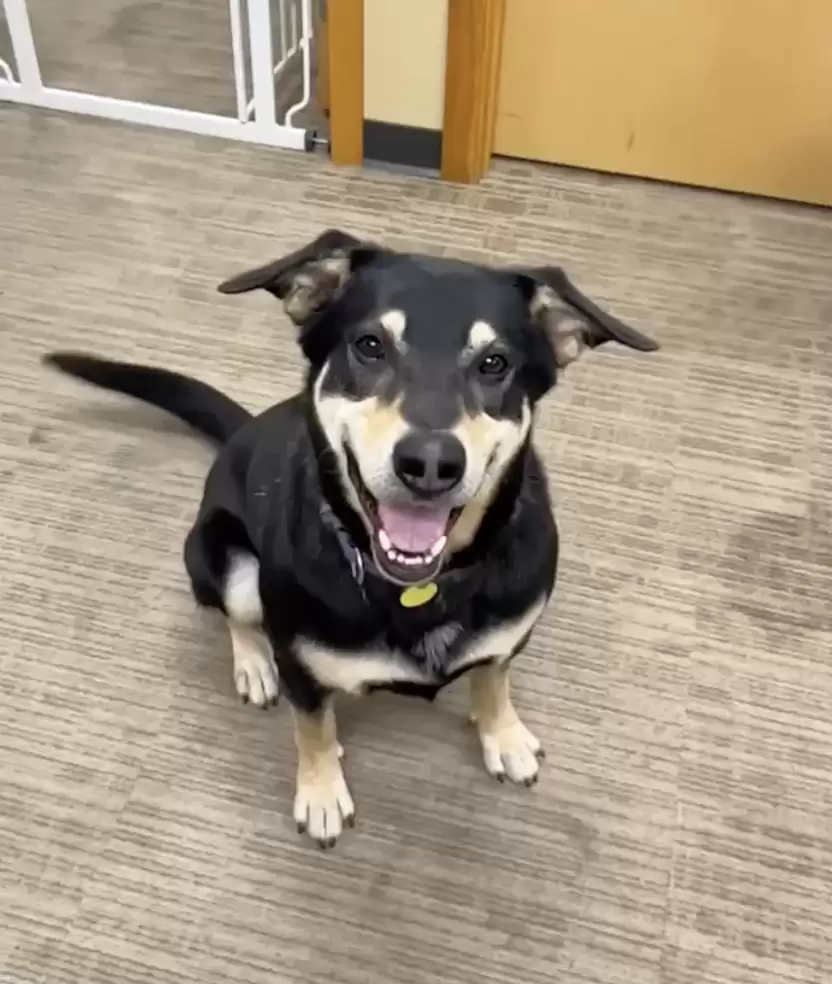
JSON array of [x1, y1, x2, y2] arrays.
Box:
[[346, 450, 459, 586]]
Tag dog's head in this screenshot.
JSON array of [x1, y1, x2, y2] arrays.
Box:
[[219, 230, 658, 586]]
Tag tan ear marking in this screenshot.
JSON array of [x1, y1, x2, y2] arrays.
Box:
[[530, 285, 588, 368], [283, 255, 351, 324], [552, 328, 584, 367], [528, 284, 556, 319], [217, 230, 382, 325], [519, 266, 659, 359]]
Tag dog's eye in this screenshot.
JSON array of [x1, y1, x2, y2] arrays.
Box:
[[353, 334, 386, 362], [477, 353, 510, 380]]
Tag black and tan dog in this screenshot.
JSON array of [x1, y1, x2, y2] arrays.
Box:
[[45, 229, 658, 847]]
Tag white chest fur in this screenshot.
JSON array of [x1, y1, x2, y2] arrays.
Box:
[[295, 595, 547, 695]]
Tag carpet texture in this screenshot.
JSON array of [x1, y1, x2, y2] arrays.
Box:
[[1, 105, 832, 984]]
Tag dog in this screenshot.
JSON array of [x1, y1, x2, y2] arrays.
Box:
[[44, 229, 658, 848]]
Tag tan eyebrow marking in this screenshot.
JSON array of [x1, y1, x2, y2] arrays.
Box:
[[464, 319, 498, 357], [380, 309, 407, 348]]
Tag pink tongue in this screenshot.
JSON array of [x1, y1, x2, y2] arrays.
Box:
[[377, 503, 450, 553]]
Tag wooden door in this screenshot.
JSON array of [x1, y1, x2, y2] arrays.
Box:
[[495, 0, 832, 205]]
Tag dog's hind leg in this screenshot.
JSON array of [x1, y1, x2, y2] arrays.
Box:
[[184, 520, 280, 708]]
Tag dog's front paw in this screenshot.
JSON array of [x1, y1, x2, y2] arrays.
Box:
[[294, 758, 355, 849], [231, 627, 280, 708], [477, 719, 544, 786]]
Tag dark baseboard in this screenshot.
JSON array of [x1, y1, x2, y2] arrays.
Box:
[[363, 120, 442, 171]]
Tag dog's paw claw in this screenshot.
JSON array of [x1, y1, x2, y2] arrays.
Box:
[[479, 720, 543, 786], [233, 641, 280, 709], [293, 761, 355, 847]]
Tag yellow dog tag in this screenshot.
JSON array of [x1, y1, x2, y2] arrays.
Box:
[[399, 582, 438, 608]]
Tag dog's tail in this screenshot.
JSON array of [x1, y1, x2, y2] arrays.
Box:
[[43, 352, 252, 445]]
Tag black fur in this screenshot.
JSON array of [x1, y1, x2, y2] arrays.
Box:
[[44, 234, 657, 755], [45, 362, 556, 712]]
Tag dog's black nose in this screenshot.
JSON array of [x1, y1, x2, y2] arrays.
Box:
[[393, 431, 466, 498]]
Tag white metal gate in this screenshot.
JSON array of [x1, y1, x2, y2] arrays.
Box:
[[0, 0, 315, 151]]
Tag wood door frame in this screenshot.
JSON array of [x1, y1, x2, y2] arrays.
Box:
[[441, 0, 506, 183], [326, 0, 364, 166], [325, 0, 507, 181]]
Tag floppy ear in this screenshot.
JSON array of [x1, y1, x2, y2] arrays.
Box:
[[217, 228, 386, 325], [514, 266, 659, 368]]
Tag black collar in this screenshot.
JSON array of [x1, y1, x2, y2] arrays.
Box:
[[318, 493, 522, 604], [319, 498, 369, 589]]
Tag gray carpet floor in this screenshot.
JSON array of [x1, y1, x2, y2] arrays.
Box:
[[1, 104, 832, 984]]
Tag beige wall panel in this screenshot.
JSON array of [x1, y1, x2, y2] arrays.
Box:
[[364, 0, 448, 129]]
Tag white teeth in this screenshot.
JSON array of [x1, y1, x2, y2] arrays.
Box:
[[382, 545, 430, 566], [379, 538, 447, 567]]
